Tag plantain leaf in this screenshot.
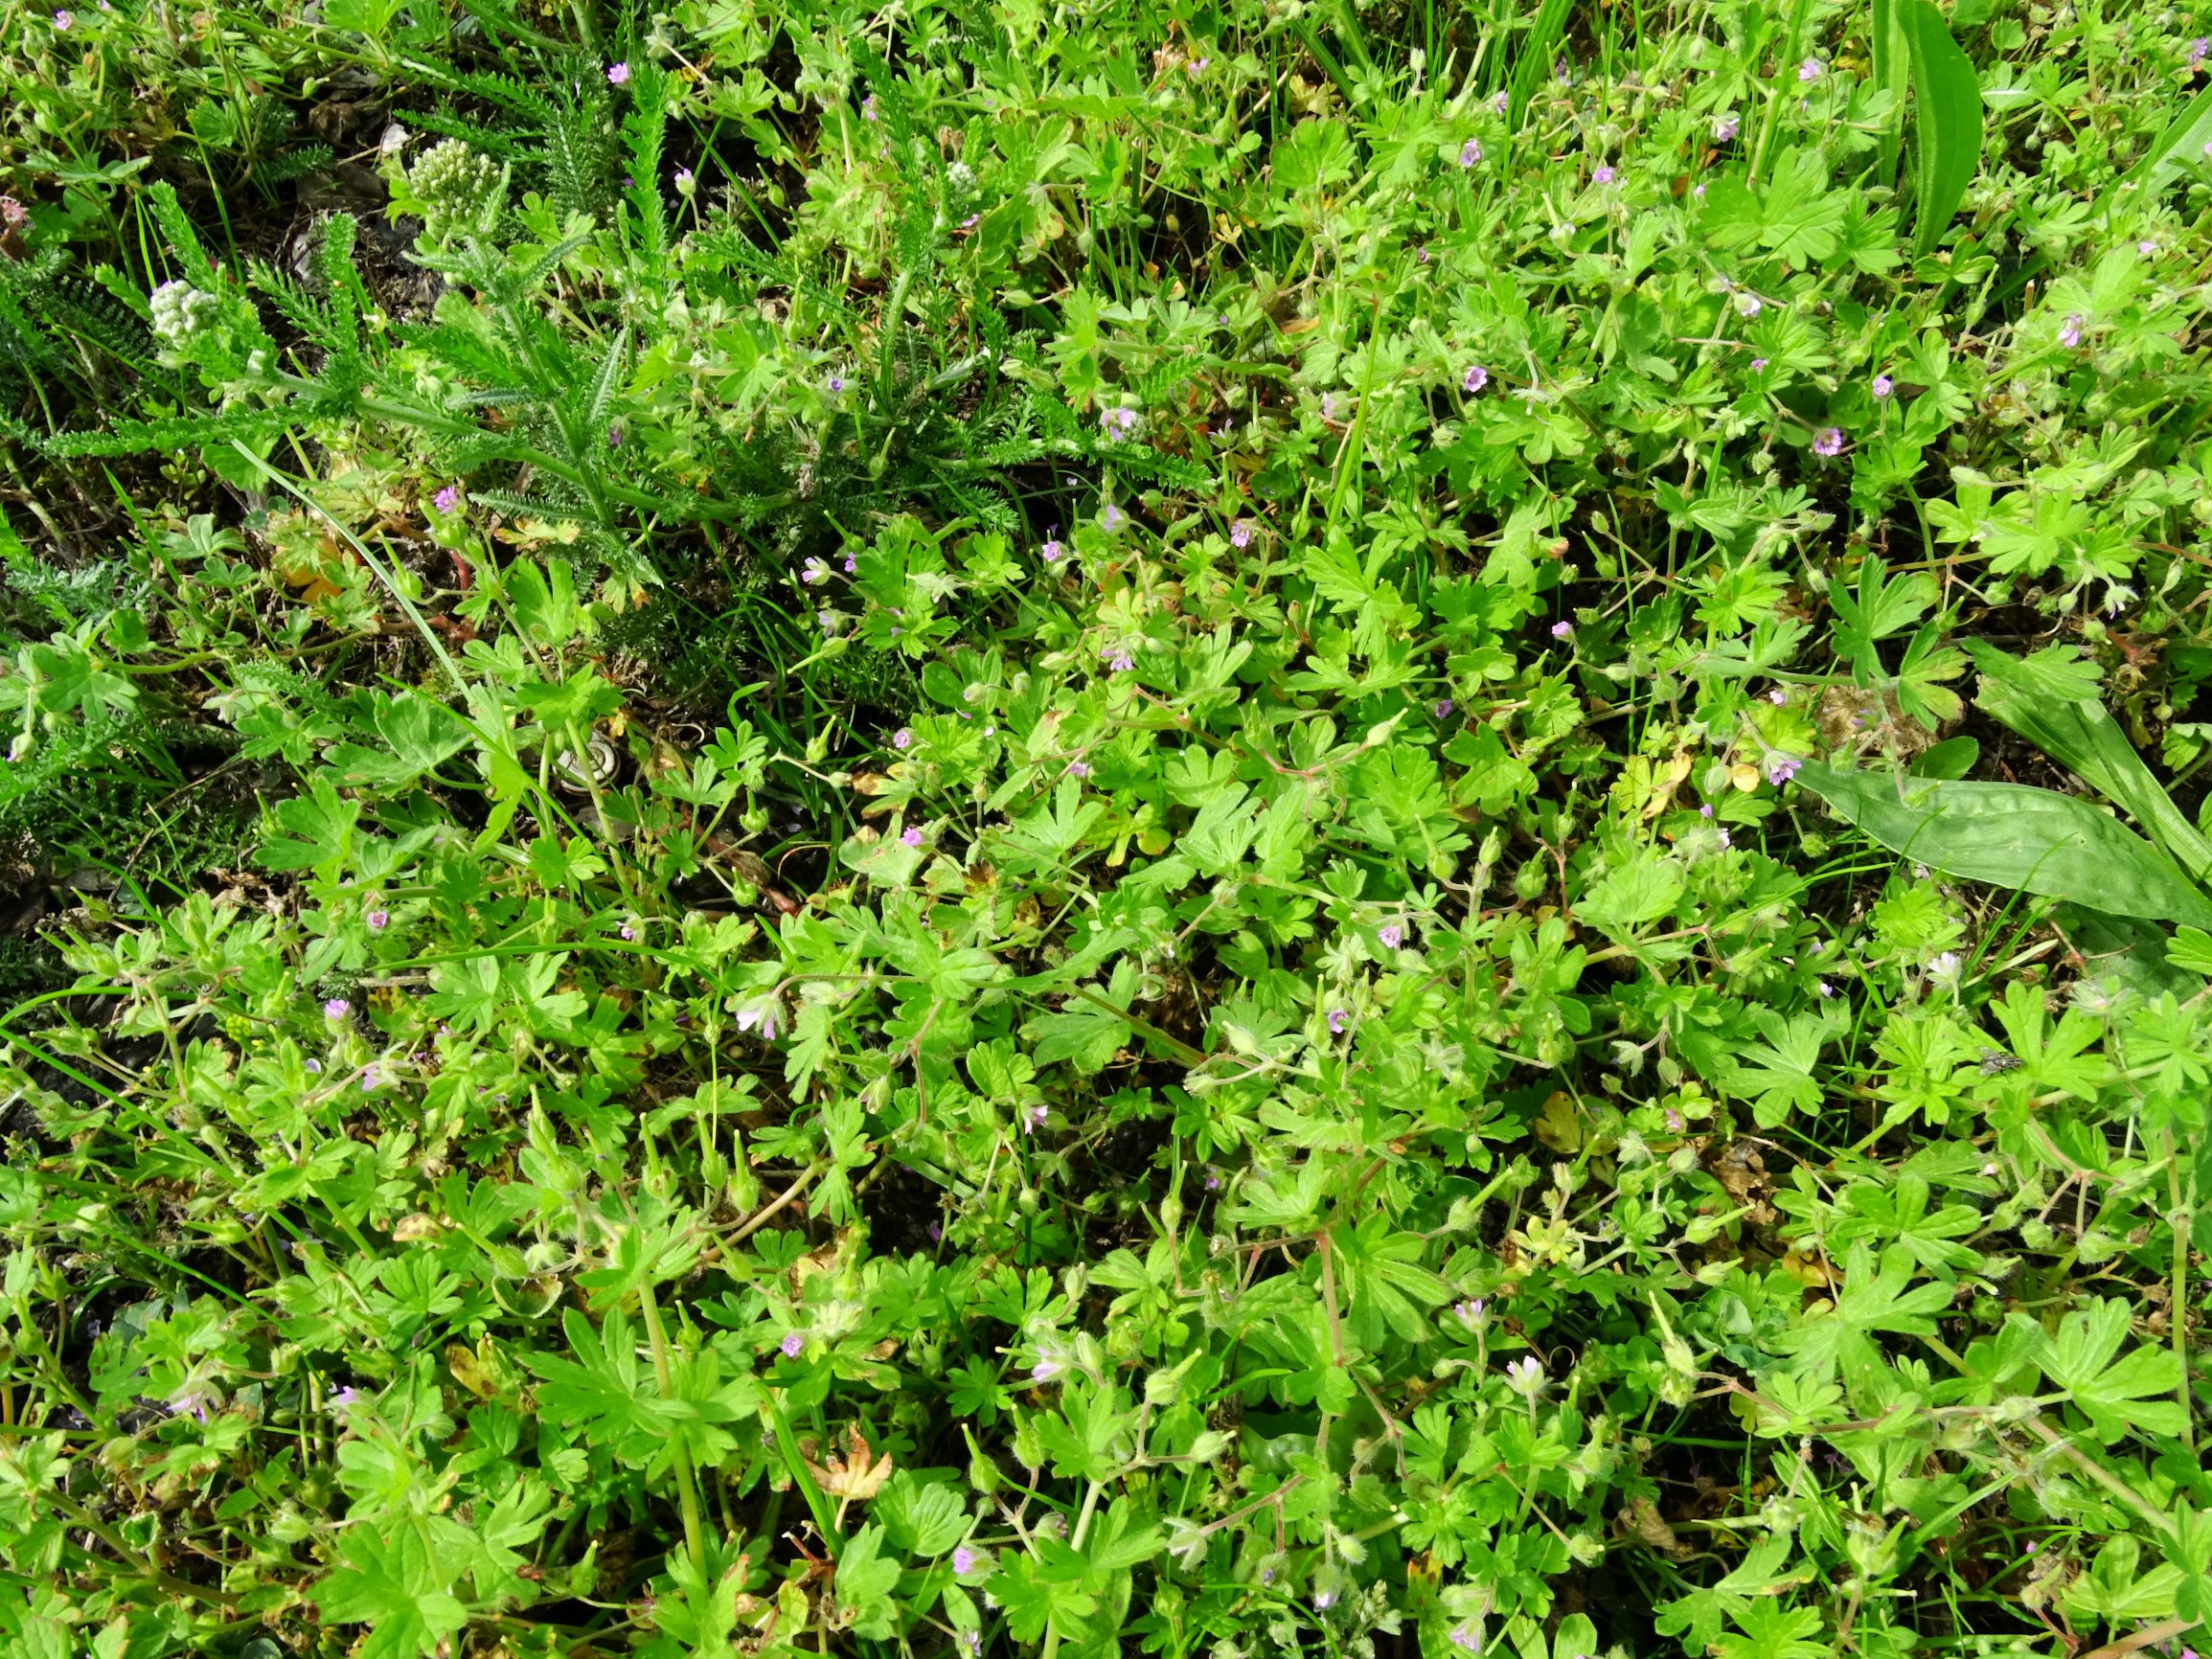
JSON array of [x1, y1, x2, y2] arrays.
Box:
[[1796, 761, 2212, 928], [1966, 641, 2212, 884], [2118, 82, 2212, 199], [1905, 1, 1984, 258], [1871, 0, 1912, 179]]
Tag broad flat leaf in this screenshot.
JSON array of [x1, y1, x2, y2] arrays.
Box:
[[1797, 761, 2212, 928], [1906, 1, 1983, 257], [832, 1524, 903, 1640], [1716, 1600, 1830, 1659], [2029, 1299, 2187, 1443], [877, 1470, 969, 1557], [2064, 1536, 2185, 1624], [328, 692, 474, 789], [315, 1523, 470, 1659], [255, 776, 360, 873], [1726, 1010, 1834, 1127], [1969, 641, 2212, 883], [1773, 1243, 1952, 1378]]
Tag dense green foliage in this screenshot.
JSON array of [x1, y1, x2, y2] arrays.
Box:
[[2, 1, 2211, 1658]]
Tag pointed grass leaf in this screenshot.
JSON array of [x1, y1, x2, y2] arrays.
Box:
[[1796, 761, 2212, 928]]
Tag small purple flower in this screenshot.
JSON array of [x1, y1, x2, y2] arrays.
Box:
[[1453, 1298, 1486, 1328], [1716, 827, 1732, 849], [1749, 356, 1768, 372], [607, 423, 625, 447], [324, 998, 350, 1020], [361, 1064, 385, 1092], [2191, 36, 2210, 66], [620, 923, 637, 940], [52, 8, 73, 26], [1817, 981, 1835, 998], [1042, 535, 1065, 563], [1767, 687, 1788, 706], [1798, 57, 1823, 81], [1550, 620, 1573, 640], [1032, 1354, 1062, 1382], [861, 94, 878, 121], [736, 997, 782, 1040], [1493, 89, 1509, 112], [1327, 1009, 1347, 1034], [1871, 375, 1893, 398], [1693, 182, 1706, 199], [1066, 760, 1091, 778], [1230, 520, 1252, 548], [1100, 503, 1128, 533], [1812, 426, 1845, 458], [1101, 405, 1141, 441], [1380, 923, 1402, 949], [305, 1058, 322, 1075], [1592, 164, 1616, 184], [1664, 1107, 1684, 1131], [953, 1546, 980, 1575], [1459, 138, 1483, 167], [2139, 239, 2159, 256], [1449, 1627, 1481, 1653], [1714, 112, 1740, 141], [1433, 698, 1454, 719], [803, 557, 831, 584], [2059, 312, 2084, 349], [901, 827, 924, 847], [781, 1331, 804, 1358], [607, 61, 631, 85], [843, 554, 856, 573], [893, 728, 913, 749], [827, 374, 848, 395], [1105, 647, 1134, 672], [1736, 292, 1763, 318], [674, 167, 695, 192], [1203, 1167, 1223, 1191], [366, 909, 390, 931], [329, 1386, 361, 1412], [433, 485, 460, 514], [1767, 755, 1802, 785], [1463, 363, 1489, 394], [1023, 1102, 1048, 1131]]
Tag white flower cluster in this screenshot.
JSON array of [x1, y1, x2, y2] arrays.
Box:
[[148, 280, 218, 348], [407, 140, 503, 239]]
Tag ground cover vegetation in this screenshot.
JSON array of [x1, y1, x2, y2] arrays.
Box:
[[1, 0, 2210, 1657]]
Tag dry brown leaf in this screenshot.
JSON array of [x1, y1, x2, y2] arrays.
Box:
[[806, 1424, 893, 1501]]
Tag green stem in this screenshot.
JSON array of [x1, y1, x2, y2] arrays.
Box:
[[637, 1278, 710, 1579]]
